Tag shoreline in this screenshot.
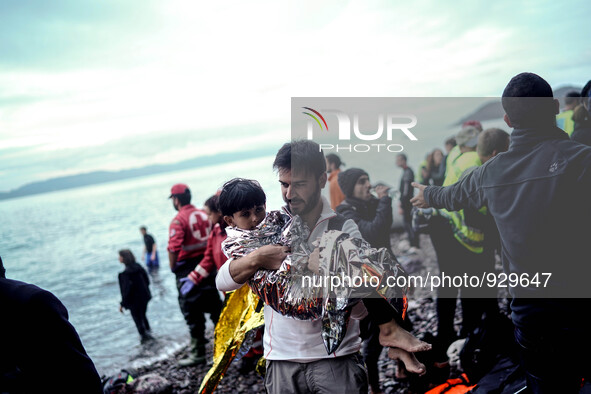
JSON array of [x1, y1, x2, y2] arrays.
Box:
[[119, 233, 496, 393]]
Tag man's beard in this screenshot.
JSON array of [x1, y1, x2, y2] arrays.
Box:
[[287, 183, 321, 216]]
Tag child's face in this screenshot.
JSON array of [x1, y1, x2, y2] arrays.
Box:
[[225, 204, 266, 230]]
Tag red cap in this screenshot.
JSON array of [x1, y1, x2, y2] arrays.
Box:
[[462, 120, 483, 131], [169, 183, 189, 198]]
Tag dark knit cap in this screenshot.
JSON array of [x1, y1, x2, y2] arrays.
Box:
[[338, 168, 368, 198]]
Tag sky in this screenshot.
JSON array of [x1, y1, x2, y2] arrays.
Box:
[[1, 0, 590, 192]]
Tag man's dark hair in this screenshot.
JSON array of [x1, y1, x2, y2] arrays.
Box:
[[139, 226, 147, 231], [477, 128, 510, 158], [173, 189, 191, 206], [565, 91, 581, 107], [445, 137, 456, 147], [204, 195, 220, 214], [326, 153, 343, 169], [273, 140, 326, 178], [397, 153, 407, 162], [501, 72, 557, 128], [219, 178, 266, 217]]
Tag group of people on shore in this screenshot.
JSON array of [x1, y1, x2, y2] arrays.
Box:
[[3, 72, 591, 394], [183, 73, 591, 393]]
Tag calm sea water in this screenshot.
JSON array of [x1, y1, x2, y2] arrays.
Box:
[[0, 155, 283, 376]]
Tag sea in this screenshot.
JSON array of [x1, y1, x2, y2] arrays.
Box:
[[0, 155, 285, 377]]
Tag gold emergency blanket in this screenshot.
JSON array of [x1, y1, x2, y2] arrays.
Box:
[[198, 285, 264, 394]]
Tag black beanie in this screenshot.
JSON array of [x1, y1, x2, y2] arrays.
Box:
[[338, 168, 368, 198]]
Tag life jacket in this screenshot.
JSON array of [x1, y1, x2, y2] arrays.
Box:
[[440, 151, 486, 253], [425, 373, 476, 394]]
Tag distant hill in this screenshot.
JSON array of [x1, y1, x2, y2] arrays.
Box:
[[0, 147, 277, 201], [455, 85, 582, 126]]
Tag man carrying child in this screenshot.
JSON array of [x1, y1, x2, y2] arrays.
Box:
[[216, 140, 428, 393]]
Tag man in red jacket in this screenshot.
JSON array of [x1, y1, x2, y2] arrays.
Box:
[[168, 184, 222, 366]]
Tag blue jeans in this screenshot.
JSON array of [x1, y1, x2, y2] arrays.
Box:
[[145, 252, 159, 270]]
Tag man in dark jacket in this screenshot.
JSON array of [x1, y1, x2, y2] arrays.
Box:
[[337, 168, 394, 393], [0, 256, 103, 393], [336, 168, 393, 250], [411, 72, 591, 393]]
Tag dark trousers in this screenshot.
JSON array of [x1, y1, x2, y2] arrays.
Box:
[[176, 275, 222, 342], [429, 217, 498, 352], [129, 302, 150, 338], [402, 204, 419, 247], [515, 326, 590, 393], [361, 318, 382, 391]]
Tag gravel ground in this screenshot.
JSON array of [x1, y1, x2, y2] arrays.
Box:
[[124, 232, 508, 393]]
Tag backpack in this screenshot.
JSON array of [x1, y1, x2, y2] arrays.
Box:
[[460, 313, 517, 382], [327, 214, 347, 231], [468, 357, 527, 394]]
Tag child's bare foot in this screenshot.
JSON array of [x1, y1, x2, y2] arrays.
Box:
[[388, 347, 426, 376], [394, 360, 408, 380], [378, 320, 432, 353]]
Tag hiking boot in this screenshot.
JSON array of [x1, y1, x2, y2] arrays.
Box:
[[178, 338, 206, 367]]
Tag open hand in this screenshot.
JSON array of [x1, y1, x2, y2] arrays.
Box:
[[374, 185, 390, 198], [410, 182, 430, 208]]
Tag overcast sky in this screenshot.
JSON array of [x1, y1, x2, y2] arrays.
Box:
[[1, 0, 590, 191]]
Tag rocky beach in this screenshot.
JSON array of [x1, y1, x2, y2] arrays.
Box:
[[110, 232, 508, 394]]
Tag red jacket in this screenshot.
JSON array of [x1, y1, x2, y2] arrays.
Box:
[[167, 204, 210, 263], [194, 223, 228, 279]]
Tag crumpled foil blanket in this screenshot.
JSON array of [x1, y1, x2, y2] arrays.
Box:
[[221, 210, 408, 354]]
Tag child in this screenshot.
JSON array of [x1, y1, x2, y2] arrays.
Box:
[[118, 249, 153, 343], [218, 178, 430, 374]]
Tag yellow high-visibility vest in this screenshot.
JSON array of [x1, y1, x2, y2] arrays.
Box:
[[440, 151, 486, 253], [556, 110, 575, 136]]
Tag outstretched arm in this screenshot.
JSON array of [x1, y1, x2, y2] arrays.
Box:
[[411, 166, 485, 211]]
